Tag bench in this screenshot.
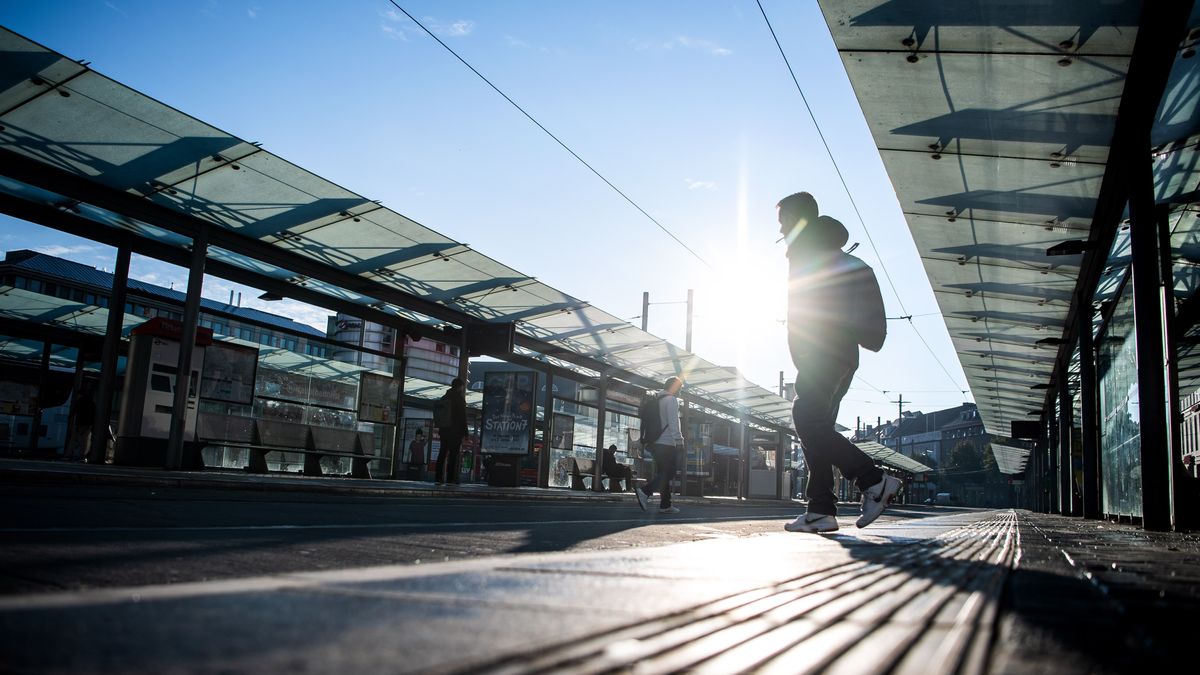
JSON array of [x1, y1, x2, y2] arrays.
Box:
[[196, 413, 383, 478], [560, 457, 634, 492]]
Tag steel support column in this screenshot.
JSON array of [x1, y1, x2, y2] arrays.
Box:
[[1058, 363, 1074, 516], [28, 341, 52, 453], [388, 341, 407, 479], [1079, 309, 1102, 519], [593, 378, 607, 492], [1129, 150, 1173, 531], [539, 372, 554, 488], [166, 229, 207, 470], [91, 246, 130, 463]]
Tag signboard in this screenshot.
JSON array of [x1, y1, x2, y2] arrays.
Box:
[[199, 341, 258, 405], [480, 371, 533, 455], [358, 372, 399, 424]]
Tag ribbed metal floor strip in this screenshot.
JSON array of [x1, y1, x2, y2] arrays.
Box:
[[472, 511, 1019, 675]]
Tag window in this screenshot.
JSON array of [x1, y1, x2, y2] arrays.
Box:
[[44, 282, 57, 296], [27, 278, 42, 293], [260, 333, 272, 346], [284, 338, 297, 351], [239, 327, 255, 341], [71, 288, 84, 301], [13, 276, 26, 289]]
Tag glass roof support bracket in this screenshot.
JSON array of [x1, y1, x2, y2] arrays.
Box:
[[1077, 300, 1101, 520], [165, 225, 208, 471], [92, 245, 130, 464], [0, 66, 90, 119]]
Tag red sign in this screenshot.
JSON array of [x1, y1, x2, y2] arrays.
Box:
[[131, 317, 214, 346]]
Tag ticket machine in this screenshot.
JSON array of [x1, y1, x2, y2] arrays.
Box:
[[114, 317, 212, 467]]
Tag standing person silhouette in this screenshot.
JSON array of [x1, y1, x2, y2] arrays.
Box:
[[435, 378, 468, 485], [636, 376, 685, 514], [777, 191, 901, 533]]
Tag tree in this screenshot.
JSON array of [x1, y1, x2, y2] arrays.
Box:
[[944, 441, 984, 499]]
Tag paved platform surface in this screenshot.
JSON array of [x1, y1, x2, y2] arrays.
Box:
[[2, 459, 1198, 673]]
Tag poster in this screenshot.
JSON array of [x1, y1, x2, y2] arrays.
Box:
[[358, 372, 399, 424], [480, 371, 533, 455]]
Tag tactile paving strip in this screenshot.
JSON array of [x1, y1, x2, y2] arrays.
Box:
[[475, 511, 1019, 675]]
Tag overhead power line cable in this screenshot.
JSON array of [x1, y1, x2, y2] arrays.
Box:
[[386, 1, 710, 268], [755, 0, 966, 393]]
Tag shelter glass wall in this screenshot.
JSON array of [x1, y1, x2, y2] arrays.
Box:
[[1098, 279, 1142, 518]]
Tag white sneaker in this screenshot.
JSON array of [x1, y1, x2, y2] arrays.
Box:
[[856, 474, 902, 528], [635, 487, 649, 512], [659, 506, 680, 514], [784, 513, 839, 533]]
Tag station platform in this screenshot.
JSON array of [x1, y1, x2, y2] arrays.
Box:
[[1, 463, 1197, 674]]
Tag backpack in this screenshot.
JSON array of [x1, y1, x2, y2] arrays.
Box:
[[637, 391, 667, 447], [432, 394, 452, 428]]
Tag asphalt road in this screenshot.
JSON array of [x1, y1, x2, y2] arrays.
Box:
[[0, 480, 958, 595]]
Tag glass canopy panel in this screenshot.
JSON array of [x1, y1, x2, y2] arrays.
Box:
[[281, 213, 454, 275], [0, 28, 89, 111], [145, 151, 366, 237], [840, 51, 1127, 162], [990, 442, 1032, 474], [0, 286, 143, 336], [910, 214, 1089, 268], [1152, 139, 1200, 204], [817, 1, 1140, 56], [1153, 37, 1200, 147], [882, 151, 1107, 228]]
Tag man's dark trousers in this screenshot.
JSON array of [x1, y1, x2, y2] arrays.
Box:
[[436, 433, 463, 484], [793, 352, 883, 516], [642, 443, 679, 509]]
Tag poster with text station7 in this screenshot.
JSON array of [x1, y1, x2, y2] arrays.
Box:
[[481, 371, 533, 455]]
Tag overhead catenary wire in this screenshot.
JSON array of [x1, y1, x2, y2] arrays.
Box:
[[755, 0, 968, 394], [385, 1, 710, 269]]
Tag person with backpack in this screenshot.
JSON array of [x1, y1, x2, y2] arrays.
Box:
[[434, 378, 468, 485], [636, 376, 685, 514], [778, 191, 901, 533]]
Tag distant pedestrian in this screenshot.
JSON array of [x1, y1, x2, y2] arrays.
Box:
[[66, 386, 95, 461], [777, 191, 901, 533], [407, 429, 426, 480], [636, 376, 685, 514], [602, 444, 634, 492], [434, 378, 468, 485]]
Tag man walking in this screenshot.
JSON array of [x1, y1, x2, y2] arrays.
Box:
[[435, 378, 468, 485], [777, 191, 901, 533], [636, 376, 685, 514]]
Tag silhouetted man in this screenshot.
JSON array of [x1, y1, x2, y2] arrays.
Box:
[[778, 191, 900, 533], [602, 444, 633, 492], [435, 378, 468, 485], [636, 376, 685, 514]]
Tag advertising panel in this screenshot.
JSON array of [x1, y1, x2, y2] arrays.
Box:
[[480, 371, 533, 455]]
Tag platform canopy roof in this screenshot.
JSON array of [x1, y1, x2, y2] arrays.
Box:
[[818, 0, 1169, 436], [0, 27, 795, 432], [855, 440, 933, 474], [990, 442, 1032, 475], [821, 1, 1200, 436]]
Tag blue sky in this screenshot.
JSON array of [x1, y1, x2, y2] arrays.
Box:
[[0, 0, 971, 431]]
